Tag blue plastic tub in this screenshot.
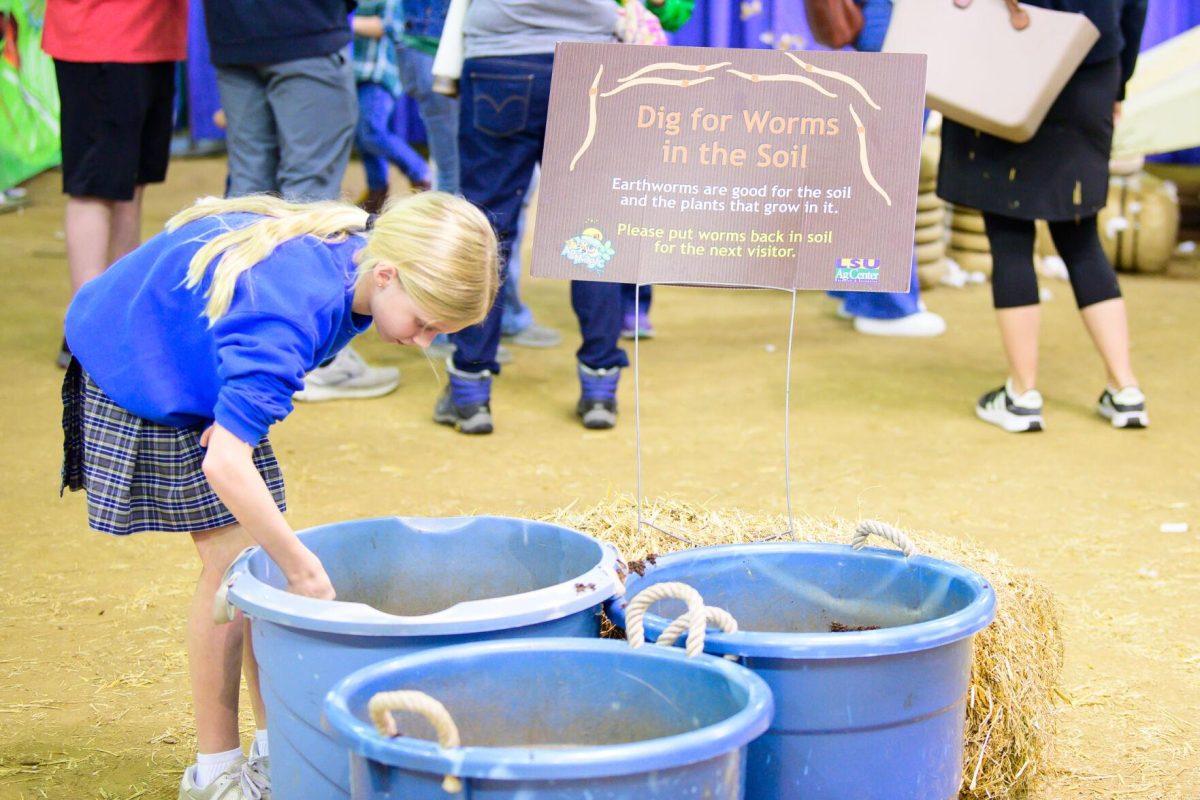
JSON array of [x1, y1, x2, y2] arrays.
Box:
[[323, 638, 774, 799], [220, 516, 622, 800], [606, 543, 996, 800]]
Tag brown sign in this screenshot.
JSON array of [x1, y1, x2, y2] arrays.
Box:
[[531, 43, 927, 292]]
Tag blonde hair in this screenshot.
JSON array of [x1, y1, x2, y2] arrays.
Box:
[[167, 192, 499, 329]]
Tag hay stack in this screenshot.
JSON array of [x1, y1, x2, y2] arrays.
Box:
[[916, 134, 949, 289], [949, 206, 994, 278], [542, 497, 1064, 800]]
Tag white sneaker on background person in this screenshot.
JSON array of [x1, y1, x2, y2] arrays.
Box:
[[294, 347, 400, 402]]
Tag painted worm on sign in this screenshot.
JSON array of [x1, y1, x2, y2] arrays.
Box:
[[849, 104, 892, 206], [784, 52, 880, 111], [725, 68, 837, 98], [570, 65, 604, 171], [617, 61, 732, 83], [599, 75, 715, 98]]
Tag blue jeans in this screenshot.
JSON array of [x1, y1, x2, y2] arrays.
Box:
[[452, 54, 627, 374], [355, 82, 430, 190], [620, 284, 653, 317], [397, 47, 460, 193]]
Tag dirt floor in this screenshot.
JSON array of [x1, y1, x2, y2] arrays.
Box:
[[1, 158, 1198, 799]]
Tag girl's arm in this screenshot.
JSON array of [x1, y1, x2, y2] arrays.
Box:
[[201, 423, 335, 600]]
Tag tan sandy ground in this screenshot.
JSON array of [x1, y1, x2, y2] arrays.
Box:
[[1, 159, 1198, 798]]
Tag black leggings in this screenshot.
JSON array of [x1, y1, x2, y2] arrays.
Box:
[[982, 213, 1122, 310]]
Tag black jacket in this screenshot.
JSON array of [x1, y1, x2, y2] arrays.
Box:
[[203, 0, 356, 66], [1024, 0, 1148, 96]]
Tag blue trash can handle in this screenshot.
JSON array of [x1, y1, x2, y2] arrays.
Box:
[[626, 582, 740, 658], [852, 520, 919, 558], [368, 690, 464, 794]]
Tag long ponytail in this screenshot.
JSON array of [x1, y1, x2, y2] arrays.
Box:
[[167, 192, 498, 329]]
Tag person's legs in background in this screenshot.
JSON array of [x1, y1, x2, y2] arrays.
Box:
[[435, 55, 550, 434], [1048, 215, 1146, 428], [56, 60, 175, 367], [974, 212, 1045, 432], [355, 80, 431, 201], [499, 166, 561, 348], [214, 64, 281, 197], [258, 52, 399, 401], [620, 283, 655, 339], [573, 280, 629, 429], [398, 46, 459, 193]]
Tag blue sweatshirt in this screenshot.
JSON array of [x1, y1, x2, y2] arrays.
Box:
[[65, 214, 372, 446]]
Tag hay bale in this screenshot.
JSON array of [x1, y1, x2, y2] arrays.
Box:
[[950, 248, 993, 277], [916, 207, 946, 228], [916, 239, 947, 263], [952, 209, 987, 234], [915, 223, 946, 245], [921, 135, 941, 182], [950, 230, 992, 253], [917, 258, 949, 289], [918, 192, 945, 212], [542, 497, 1064, 800]]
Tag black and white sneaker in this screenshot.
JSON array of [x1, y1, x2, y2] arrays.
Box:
[[976, 379, 1044, 433], [1097, 386, 1148, 429]]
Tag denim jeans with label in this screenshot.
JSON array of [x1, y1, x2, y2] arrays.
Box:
[[397, 47, 459, 193], [451, 54, 627, 375], [356, 81, 430, 190]]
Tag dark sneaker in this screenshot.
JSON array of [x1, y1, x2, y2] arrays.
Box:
[[976, 379, 1044, 433], [433, 363, 493, 434], [577, 364, 620, 429], [1097, 386, 1148, 429], [620, 311, 655, 340]]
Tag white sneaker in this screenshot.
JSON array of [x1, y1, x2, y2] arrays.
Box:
[[178, 761, 246, 800], [1097, 386, 1148, 429], [240, 739, 271, 799], [976, 379, 1044, 433], [853, 310, 946, 337], [294, 347, 400, 402]]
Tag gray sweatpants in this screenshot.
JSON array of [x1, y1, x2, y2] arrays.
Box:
[[216, 52, 356, 202]]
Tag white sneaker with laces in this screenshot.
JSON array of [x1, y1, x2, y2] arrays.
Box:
[[976, 379, 1044, 433], [240, 739, 270, 800], [1097, 386, 1148, 429], [178, 760, 246, 800], [294, 347, 400, 402]]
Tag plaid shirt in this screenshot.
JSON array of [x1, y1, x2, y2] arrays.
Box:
[[352, 0, 403, 95]]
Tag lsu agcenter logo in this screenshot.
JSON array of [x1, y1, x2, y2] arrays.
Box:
[[834, 257, 881, 283]]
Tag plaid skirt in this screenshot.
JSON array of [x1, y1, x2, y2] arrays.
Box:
[[61, 360, 286, 535]]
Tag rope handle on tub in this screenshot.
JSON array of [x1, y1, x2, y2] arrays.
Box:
[[852, 520, 919, 558], [368, 690, 463, 793], [657, 604, 740, 661], [625, 582, 741, 658]]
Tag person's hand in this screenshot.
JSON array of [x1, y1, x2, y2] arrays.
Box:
[[1113, 102, 1122, 123], [284, 549, 337, 600], [200, 424, 214, 447]]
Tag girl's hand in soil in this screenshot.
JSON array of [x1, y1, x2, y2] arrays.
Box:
[[201, 422, 336, 601], [284, 549, 337, 601]]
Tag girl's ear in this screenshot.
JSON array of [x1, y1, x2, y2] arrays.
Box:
[[373, 262, 399, 286]]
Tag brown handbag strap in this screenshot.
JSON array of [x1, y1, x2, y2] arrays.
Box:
[[953, 0, 1030, 31]]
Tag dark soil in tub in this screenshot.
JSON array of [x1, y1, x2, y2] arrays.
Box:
[[830, 621, 882, 632]]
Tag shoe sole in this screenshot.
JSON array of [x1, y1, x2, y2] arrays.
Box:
[[620, 330, 656, 340], [433, 410, 493, 434], [976, 404, 1043, 433], [579, 410, 617, 429], [1098, 404, 1148, 429], [294, 379, 400, 403]]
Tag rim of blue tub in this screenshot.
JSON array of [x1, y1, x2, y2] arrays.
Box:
[[322, 637, 775, 780], [606, 542, 997, 660], [222, 516, 622, 636]]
